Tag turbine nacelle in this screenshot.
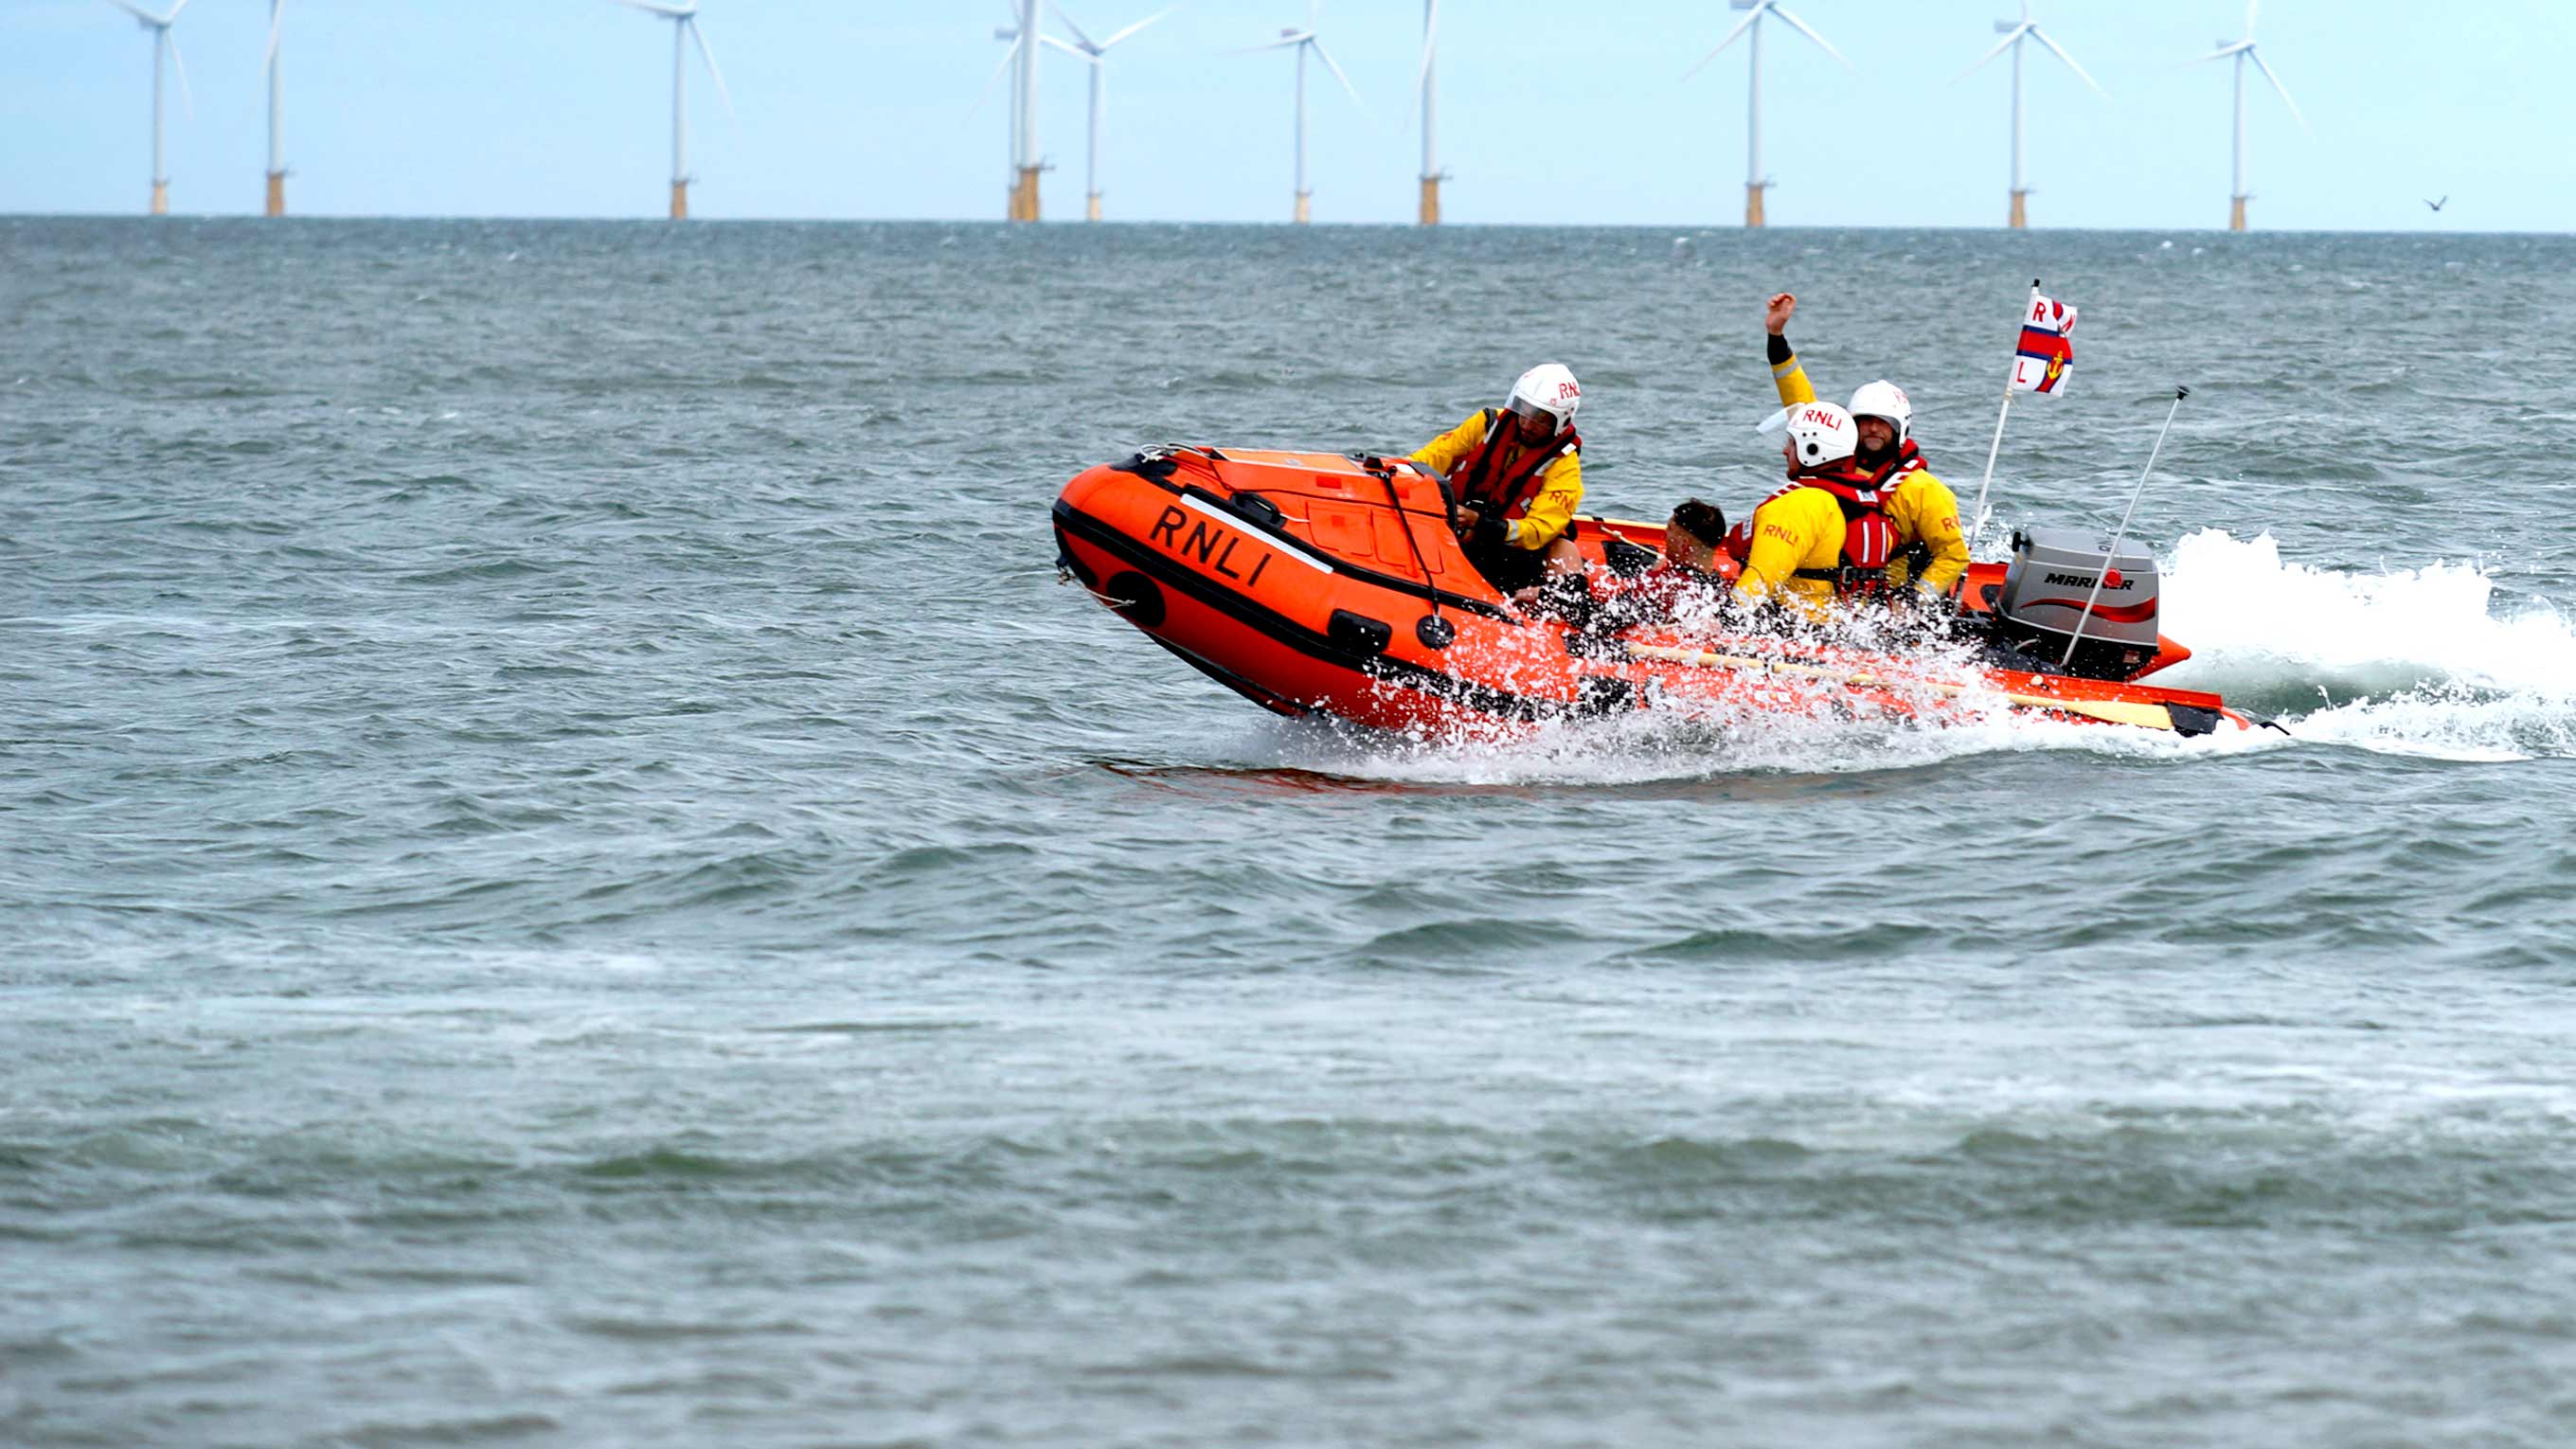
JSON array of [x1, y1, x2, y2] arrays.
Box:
[[1685, 0, 1850, 84], [101, 0, 189, 30]]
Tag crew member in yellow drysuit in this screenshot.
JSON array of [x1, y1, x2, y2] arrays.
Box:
[[1761, 292, 1971, 601], [1409, 364, 1586, 595], [1731, 401, 1897, 622]]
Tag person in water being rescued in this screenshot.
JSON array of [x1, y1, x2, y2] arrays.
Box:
[[1759, 292, 1970, 601], [1594, 498, 1730, 630], [1408, 364, 1586, 597], [1730, 401, 1901, 623]]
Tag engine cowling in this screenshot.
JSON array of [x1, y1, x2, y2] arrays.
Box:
[[1993, 527, 2162, 680]]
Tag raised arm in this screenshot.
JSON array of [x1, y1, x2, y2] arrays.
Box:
[[1763, 292, 1816, 407]]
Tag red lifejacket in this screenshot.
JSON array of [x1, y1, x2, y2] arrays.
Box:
[[1722, 466, 1895, 594], [1790, 467, 1896, 593], [1868, 441, 1937, 578], [1869, 440, 1929, 488], [1451, 408, 1581, 521]]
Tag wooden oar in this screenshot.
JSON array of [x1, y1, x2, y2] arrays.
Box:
[[1620, 641, 2182, 732]]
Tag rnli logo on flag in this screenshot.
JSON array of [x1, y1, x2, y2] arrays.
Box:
[[2011, 294, 2078, 397]]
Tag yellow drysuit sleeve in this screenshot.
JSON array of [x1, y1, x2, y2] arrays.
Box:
[[1507, 452, 1583, 550], [1887, 469, 1971, 597], [1408, 411, 1494, 477], [1772, 349, 1817, 407]]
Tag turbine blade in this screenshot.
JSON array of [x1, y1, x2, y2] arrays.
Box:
[[167, 27, 194, 121], [687, 17, 735, 123], [263, 0, 283, 78], [2245, 0, 2260, 38], [1958, 25, 2024, 81], [1404, 0, 1434, 135], [1099, 6, 1172, 50], [1682, 6, 1762, 81], [967, 33, 1019, 120], [2189, 41, 2249, 64], [2027, 27, 2107, 98], [1038, 33, 1086, 58], [1227, 35, 1308, 53], [98, 0, 161, 25], [1765, 4, 1851, 70], [1046, 1, 1098, 51], [1310, 37, 1366, 114], [166, 0, 191, 17], [606, 0, 694, 14], [2248, 48, 2306, 132]]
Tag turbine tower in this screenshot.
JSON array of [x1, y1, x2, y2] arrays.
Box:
[[1011, 0, 1043, 221], [1961, 2, 2103, 229], [1039, 5, 1172, 223], [2194, 0, 2304, 232], [608, 0, 734, 221], [1417, 1, 1444, 224], [262, 0, 284, 215], [1242, 4, 1365, 225], [982, 17, 1029, 220], [1686, 0, 1848, 229], [101, 0, 194, 216]]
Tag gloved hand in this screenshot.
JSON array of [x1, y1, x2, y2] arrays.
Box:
[[1472, 508, 1510, 551]]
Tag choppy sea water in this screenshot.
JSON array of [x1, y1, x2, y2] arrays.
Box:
[[6, 217, 2575, 1447]]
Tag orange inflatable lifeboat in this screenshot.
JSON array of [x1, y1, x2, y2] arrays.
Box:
[[1050, 444, 2262, 737]]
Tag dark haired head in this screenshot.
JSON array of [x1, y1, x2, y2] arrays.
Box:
[[1670, 498, 1727, 548]]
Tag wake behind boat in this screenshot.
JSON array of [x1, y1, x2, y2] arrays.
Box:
[[1052, 444, 2266, 739]]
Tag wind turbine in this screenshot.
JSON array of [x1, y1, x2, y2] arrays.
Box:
[[1241, 4, 1366, 224], [262, 0, 285, 216], [1961, 2, 2104, 229], [1416, 1, 1444, 224], [607, 0, 734, 220], [2194, 0, 2305, 232], [978, 17, 1028, 219], [1685, 0, 1849, 229], [978, 7, 1056, 221], [100, 0, 194, 216], [1009, 0, 1043, 221], [1039, 5, 1172, 223]]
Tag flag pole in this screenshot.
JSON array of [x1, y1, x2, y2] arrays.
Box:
[[2060, 385, 2190, 670], [1968, 381, 2013, 537], [1969, 277, 2041, 535]]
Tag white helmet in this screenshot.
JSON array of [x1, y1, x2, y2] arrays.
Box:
[[1781, 401, 1859, 470], [1505, 363, 1582, 434], [1847, 380, 1912, 442]]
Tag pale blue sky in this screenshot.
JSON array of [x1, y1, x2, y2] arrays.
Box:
[[7, 1, 2571, 229]]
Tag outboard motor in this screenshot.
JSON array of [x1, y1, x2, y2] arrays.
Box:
[[1992, 527, 2163, 680]]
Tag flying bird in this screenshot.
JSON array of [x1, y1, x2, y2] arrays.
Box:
[[2425, 196, 2448, 211]]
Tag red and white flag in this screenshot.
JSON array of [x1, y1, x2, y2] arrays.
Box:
[[2010, 293, 2077, 396]]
